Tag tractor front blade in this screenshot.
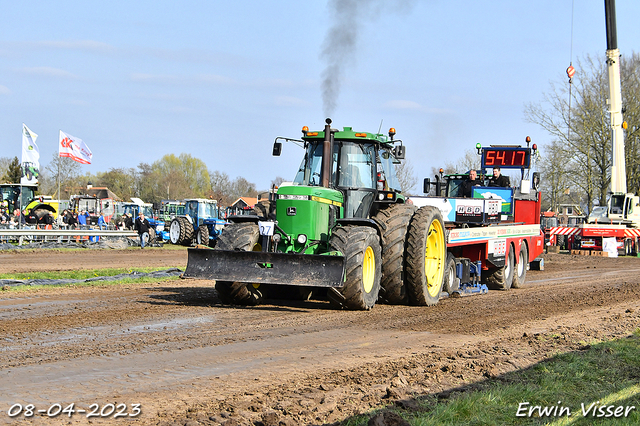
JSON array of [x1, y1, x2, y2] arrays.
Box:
[[183, 248, 346, 287]]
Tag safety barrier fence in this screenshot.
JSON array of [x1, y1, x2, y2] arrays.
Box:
[[0, 226, 137, 245]]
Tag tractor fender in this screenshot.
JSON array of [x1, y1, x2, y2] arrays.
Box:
[[335, 218, 382, 240], [226, 214, 261, 224]]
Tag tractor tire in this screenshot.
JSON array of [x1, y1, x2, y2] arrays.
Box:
[[442, 253, 459, 294], [328, 225, 381, 310], [486, 244, 515, 290], [169, 217, 188, 245], [148, 228, 157, 245], [372, 203, 416, 304], [181, 217, 195, 245], [196, 224, 209, 246], [254, 200, 276, 220], [405, 206, 447, 306], [511, 243, 529, 288], [214, 222, 266, 306]]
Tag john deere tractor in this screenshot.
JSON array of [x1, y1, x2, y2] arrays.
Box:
[[184, 119, 447, 310]]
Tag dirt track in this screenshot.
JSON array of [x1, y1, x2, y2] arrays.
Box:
[[1, 248, 640, 425]]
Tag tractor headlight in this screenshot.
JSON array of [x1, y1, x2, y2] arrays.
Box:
[[297, 234, 307, 245], [272, 233, 281, 244]]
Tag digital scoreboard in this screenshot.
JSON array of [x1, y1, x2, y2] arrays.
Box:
[[481, 147, 531, 169]]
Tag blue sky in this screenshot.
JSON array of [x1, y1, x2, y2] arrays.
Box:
[[1, 1, 639, 193]]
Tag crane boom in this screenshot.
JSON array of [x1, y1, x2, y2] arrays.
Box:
[[604, 0, 626, 194]]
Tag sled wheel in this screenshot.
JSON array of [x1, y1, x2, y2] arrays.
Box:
[[486, 244, 515, 290], [511, 243, 529, 288]]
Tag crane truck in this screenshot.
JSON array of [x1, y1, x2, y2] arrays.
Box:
[[548, 0, 640, 256]]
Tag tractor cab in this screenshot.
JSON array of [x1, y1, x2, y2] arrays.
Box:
[[276, 119, 405, 220]]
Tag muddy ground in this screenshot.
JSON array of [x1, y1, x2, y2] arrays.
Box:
[[1, 247, 639, 425]]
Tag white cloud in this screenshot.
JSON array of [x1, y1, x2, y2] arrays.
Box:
[[0, 85, 10, 95]]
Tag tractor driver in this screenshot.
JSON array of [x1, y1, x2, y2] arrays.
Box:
[[461, 170, 482, 197]]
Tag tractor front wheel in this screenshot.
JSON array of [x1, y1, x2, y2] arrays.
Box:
[[328, 225, 381, 310], [405, 206, 447, 306], [214, 222, 266, 306]]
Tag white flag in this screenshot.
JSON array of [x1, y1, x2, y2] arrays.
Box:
[[59, 130, 93, 164], [21, 123, 40, 185]]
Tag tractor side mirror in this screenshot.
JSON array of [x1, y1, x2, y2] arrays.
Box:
[[393, 145, 405, 159], [272, 142, 282, 156], [423, 178, 431, 194]]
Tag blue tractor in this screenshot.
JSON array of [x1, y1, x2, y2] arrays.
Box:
[[168, 198, 226, 247]]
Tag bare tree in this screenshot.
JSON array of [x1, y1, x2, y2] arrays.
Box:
[[394, 158, 418, 195], [41, 153, 82, 199]]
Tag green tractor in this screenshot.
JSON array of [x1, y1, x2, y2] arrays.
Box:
[[184, 119, 447, 310]]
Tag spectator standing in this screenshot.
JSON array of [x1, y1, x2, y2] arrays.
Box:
[[134, 212, 151, 249], [123, 213, 133, 230], [78, 210, 88, 228], [68, 212, 78, 228], [57, 210, 68, 228], [0, 207, 9, 225], [98, 212, 107, 230]]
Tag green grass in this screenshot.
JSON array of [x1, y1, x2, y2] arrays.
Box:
[[342, 329, 640, 426], [0, 266, 175, 280]]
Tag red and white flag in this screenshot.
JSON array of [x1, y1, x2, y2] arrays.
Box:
[[59, 130, 93, 164]]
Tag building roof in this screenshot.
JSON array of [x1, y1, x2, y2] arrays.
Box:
[[230, 197, 258, 209]]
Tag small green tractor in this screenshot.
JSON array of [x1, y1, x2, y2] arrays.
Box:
[[184, 119, 447, 310]]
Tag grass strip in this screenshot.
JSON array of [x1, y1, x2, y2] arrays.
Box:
[[0, 267, 183, 292], [343, 329, 640, 426]]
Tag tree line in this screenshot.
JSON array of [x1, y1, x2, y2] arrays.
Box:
[[0, 153, 281, 207], [2, 151, 421, 205]]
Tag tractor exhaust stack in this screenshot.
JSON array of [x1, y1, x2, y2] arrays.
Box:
[[320, 118, 333, 188]]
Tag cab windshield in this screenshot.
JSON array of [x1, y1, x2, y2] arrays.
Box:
[[293, 141, 376, 189]]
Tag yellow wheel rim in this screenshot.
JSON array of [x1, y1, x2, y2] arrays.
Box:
[[424, 219, 445, 298], [362, 246, 375, 293]]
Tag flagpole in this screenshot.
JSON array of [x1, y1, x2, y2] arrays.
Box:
[[19, 124, 23, 229], [57, 130, 61, 203]]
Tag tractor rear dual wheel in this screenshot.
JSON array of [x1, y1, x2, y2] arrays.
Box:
[[328, 225, 381, 310], [196, 225, 209, 246], [405, 206, 447, 306], [372, 203, 416, 304], [214, 222, 266, 306]]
